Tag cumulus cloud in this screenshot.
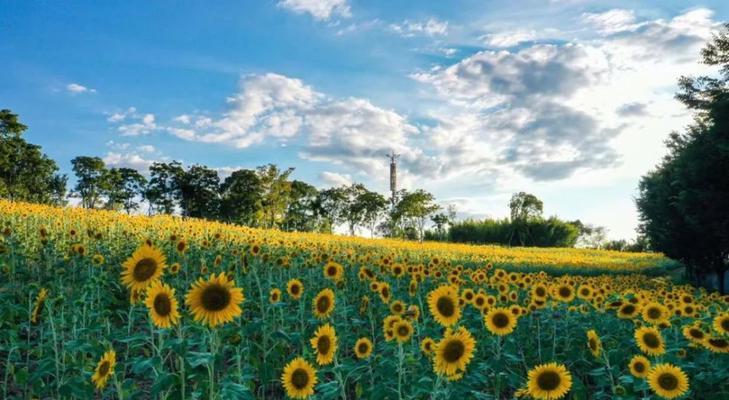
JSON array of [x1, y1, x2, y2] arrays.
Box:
[[66, 83, 96, 94], [319, 171, 352, 187], [390, 18, 449, 37], [278, 0, 350, 21], [482, 30, 540, 48], [107, 107, 159, 136], [412, 8, 719, 181]]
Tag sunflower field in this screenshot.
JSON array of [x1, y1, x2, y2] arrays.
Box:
[[0, 200, 727, 399]]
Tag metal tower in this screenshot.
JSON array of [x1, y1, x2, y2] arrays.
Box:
[[387, 151, 400, 209]]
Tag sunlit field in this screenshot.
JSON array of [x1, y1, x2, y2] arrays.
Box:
[[1, 200, 727, 399]]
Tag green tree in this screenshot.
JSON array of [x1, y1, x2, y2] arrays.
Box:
[[257, 164, 294, 228], [145, 161, 184, 215], [508, 192, 544, 246], [637, 24, 729, 293], [176, 164, 220, 219], [314, 187, 348, 233], [220, 169, 263, 226], [103, 167, 147, 213], [393, 189, 440, 242], [0, 109, 67, 204], [284, 180, 319, 232], [357, 188, 388, 237], [71, 156, 107, 208]]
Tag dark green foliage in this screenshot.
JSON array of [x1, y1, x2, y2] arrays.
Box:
[[220, 169, 263, 226], [0, 110, 67, 205], [637, 24, 729, 292], [449, 217, 579, 247]]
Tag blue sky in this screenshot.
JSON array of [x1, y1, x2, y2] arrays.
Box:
[[2, 0, 728, 239]]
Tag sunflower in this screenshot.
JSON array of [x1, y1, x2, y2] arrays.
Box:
[[484, 307, 517, 336], [287, 279, 304, 300], [312, 288, 335, 319], [393, 319, 414, 343], [427, 285, 461, 327], [310, 323, 338, 365], [421, 337, 436, 355], [170, 262, 180, 274], [281, 357, 318, 399], [185, 272, 244, 327], [121, 244, 167, 291], [526, 362, 573, 400], [553, 284, 575, 302], [629, 355, 651, 378], [91, 350, 116, 390], [354, 337, 373, 359], [145, 282, 180, 328], [635, 326, 665, 356], [703, 336, 729, 353], [176, 239, 187, 253], [682, 325, 706, 344], [642, 302, 669, 325], [617, 303, 640, 319], [713, 312, 729, 336], [323, 261, 343, 282], [647, 363, 689, 399], [433, 327, 476, 377], [390, 300, 406, 315], [270, 288, 282, 304], [586, 330, 602, 358], [31, 288, 48, 325]]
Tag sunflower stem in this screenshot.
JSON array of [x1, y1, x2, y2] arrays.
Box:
[[397, 342, 405, 400]]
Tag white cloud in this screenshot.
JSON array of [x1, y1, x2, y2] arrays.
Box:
[[107, 107, 159, 136], [482, 30, 540, 47], [390, 18, 449, 37], [319, 171, 352, 187], [107, 107, 136, 122], [66, 83, 96, 94], [582, 9, 637, 35], [278, 0, 350, 21]]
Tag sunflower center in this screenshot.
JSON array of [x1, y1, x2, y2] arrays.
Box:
[[689, 328, 704, 339], [393, 304, 403, 313], [721, 318, 729, 332], [436, 296, 455, 317], [589, 338, 597, 351], [442, 339, 465, 363], [647, 308, 661, 319], [622, 305, 636, 314], [290, 284, 300, 295], [709, 338, 728, 348], [291, 368, 309, 389], [537, 370, 561, 391], [397, 325, 410, 337], [133, 258, 158, 281], [327, 266, 337, 276], [153, 293, 172, 316], [98, 361, 110, 376], [657, 373, 678, 390], [558, 287, 571, 298], [492, 312, 510, 328], [358, 343, 369, 354], [200, 284, 231, 311], [643, 332, 660, 348], [580, 288, 589, 296], [317, 335, 331, 355], [536, 287, 546, 297], [475, 297, 485, 306], [316, 296, 330, 313], [634, 362, 645, 373]]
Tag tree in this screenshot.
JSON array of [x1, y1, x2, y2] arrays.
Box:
[[571, 221, 609, 249], [71, 156, 107, 208], [145, 161, 184, 215], [284, 180, 319, 232], [509, 192, 543, 221], [508, 192, 544, 246], [637, 24, 729, 293], [103, 167, 147, 213], [176, 164, 220, 219], [431, 204, 457, 241], [0, 110, 67, 204], [357, 189, 388, 237], [314, 187, 348, 233], [393, 189, 440, 242], [257, 164, 294, 228], [220, 169, 263, 226]]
